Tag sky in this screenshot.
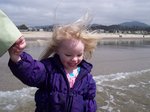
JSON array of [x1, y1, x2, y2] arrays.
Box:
[[0, 0, 150, 26]]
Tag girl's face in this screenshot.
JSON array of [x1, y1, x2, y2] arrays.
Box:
[[57, 39, 84, 71]]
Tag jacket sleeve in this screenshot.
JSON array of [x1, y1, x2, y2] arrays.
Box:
[[8, 52, 47, 88], [85, 74, 97, 112]]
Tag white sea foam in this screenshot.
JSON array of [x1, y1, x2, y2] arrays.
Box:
[[94, 69, 150, 85], [0, 87, 37, 111], [116, 92, 126, 96], [2, 104, 16, 111], [128, 84, 137, 88]]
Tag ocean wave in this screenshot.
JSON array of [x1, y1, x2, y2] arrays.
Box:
[[95, 69, 150, 112], [0, 69, 150, 112], [94, 69, 150, 85]]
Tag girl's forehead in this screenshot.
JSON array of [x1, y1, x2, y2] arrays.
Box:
[[59, 39, 84, 50], [61, 39, 82, 46]]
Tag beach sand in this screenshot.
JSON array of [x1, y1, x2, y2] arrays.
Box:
[[22, 31, 52, 38], [22, 31, 150, 48], [22, 31, 150, 39], [22, 31, 150, 46]]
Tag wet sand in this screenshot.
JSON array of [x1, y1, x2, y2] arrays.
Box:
[[1, 45, 150, 91], [0, 53, 28, 91]]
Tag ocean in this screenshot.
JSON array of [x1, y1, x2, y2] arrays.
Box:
[[0, 44, 150, 112]]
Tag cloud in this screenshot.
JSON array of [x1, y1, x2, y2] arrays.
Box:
[[0, 0, 150, 26]]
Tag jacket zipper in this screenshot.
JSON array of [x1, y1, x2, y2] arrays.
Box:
[[66, 94, 73, 112], [62, 67, 87, 112]]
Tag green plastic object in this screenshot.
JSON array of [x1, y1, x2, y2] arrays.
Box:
[[0, 9, 22, 57]]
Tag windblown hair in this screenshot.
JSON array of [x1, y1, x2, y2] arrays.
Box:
[[40, 13, 99, 60]]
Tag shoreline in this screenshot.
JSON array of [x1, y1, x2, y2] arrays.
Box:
[[22, 31, 150, 46]]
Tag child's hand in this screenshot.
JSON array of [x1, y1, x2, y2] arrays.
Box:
[[9, 36, 26, 62]]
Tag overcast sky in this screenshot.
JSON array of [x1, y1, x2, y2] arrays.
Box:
[[0, 0, 150, 26]]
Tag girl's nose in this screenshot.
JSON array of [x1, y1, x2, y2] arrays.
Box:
[[72, 56, 78, 62]]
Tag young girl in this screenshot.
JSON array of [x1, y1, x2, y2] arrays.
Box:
[[8, 15, 98, 112]]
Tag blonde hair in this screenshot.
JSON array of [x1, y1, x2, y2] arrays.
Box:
[[40, 13, 99, 60]]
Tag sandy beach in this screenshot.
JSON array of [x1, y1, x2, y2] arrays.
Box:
[[22, 31, 150, 47], [22, 31, 150, 39], [22, 31, 52, 38]]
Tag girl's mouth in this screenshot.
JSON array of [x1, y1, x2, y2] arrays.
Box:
[[68, 63, 77, 67]]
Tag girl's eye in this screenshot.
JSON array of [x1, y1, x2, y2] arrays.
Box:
[[65, 54, 83, 57], [65, 54, 72, 57], [77, 54, 83, 57]]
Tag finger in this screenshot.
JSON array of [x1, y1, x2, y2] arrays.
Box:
[[15, 36, 26, 49], [15, 36, 24, 45], [15, 36, 25, 45], [19, 38, 26, 49]]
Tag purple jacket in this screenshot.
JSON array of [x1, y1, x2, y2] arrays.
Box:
[[8, 52, 97, 112]]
